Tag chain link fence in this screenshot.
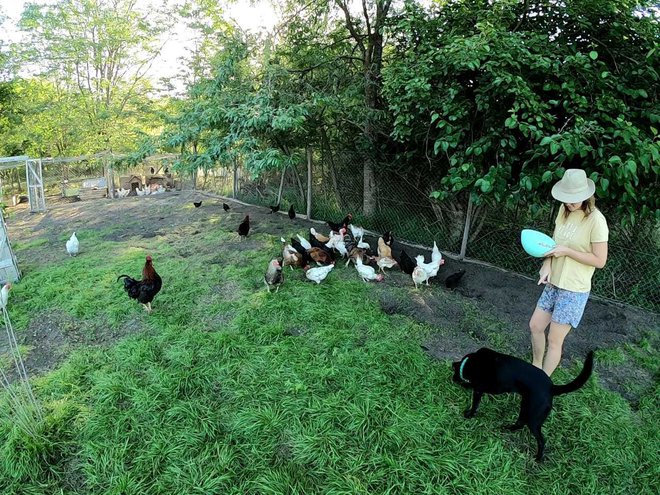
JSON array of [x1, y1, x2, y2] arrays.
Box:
[[0, 153, 188, 207], [12, 151, 654, 312], [198, 151, 659, 314]]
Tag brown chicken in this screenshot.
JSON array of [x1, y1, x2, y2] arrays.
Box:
[[281, 237, 303, 269], [377, 237, 392, 258], [307, 247, 333, 265], [310, 228, 329, 243], [373, 256, 398, 272], [345, 247, 367, 267]]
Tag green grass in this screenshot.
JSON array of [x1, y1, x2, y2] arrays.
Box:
[[1, 224, 658, 494]]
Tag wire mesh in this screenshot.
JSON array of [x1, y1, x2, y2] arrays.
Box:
[[1, 304, 43, 439], [197, 153, 659, 313]]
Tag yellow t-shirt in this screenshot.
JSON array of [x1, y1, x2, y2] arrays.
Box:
[[550, 205, 608, 292]]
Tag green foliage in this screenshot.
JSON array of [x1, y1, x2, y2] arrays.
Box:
[[384, 0, 660, 223], [9, 0, 176, 155]]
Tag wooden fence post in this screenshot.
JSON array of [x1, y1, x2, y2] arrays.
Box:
[[106, 157, 115, 199]]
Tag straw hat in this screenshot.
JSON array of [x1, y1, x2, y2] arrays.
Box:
[[551, 169, 595, 203]]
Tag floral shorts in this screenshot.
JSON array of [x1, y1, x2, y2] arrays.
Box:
[[536, 284, 590, 328]]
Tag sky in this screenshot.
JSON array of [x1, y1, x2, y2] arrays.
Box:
[[0, 0, 279, 86]]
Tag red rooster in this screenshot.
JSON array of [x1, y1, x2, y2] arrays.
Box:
[[117, 255, 162, 313]]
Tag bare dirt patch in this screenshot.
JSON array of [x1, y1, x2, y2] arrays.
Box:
[[2, 310, 149, 380], [5, 190, 658, 402]]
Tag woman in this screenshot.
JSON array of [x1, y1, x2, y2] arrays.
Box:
[[529, 169, 609, 376]]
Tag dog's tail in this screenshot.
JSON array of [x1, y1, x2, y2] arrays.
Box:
[[552, 351, 594, 396]]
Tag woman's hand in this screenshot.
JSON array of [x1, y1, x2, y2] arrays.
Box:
[[546, 244, 571, 258], [538, 260, 551, 285]]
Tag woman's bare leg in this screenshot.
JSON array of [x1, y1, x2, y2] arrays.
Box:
[[543, 322, 572, 376], [529, 308, 553, 369]]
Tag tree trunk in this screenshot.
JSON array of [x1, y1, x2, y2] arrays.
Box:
[[336, 0, 391, 217], [363, 158, 377, 217], [15, 167, 22, 192], [361, 13, 385, 218]]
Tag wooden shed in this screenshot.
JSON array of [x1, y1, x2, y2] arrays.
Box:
[[120, 175, 143, 194]]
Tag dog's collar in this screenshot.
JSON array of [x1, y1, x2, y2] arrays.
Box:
[[459, 357, 470, 383]]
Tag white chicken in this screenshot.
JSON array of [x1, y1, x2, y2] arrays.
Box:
[[357, 238, 370, 250], [349, 224, 364, 239], [431, 241, 443, 265], [348, 224, 370, 249], [0, 283, 11, 310], [296, 234, 312, 251], [415, 254, 443, 280], [66, 232, 79, 256], [355, 257, 384, 282], [326, 231, 348, 258], [412, 266, 429, 288], [305, 263, 334, 284]]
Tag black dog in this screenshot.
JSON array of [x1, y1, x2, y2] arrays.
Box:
[[452, 348, 594, 461]]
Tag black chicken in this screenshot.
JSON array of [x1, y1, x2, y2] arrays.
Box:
[[117, 255, 162, 313], [327, 213, 353, 233], [269, 204, 280, 214], [308, 233, 335, 259], [398, 249, 416, 275], [223, 203, 230, 211], [238, 215, 250, 240], [193, 201, 202, 208], [445, 269, 466, 289], [290, 237, 314, 267], [288, 205, 296, 219], [382, 231, 394, 247]]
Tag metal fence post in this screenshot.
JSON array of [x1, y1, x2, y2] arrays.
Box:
[[277, 166, 286, 205], [232, 159, 238, 199], [459, 195, 473, 260], [306, 147, 312, 219]]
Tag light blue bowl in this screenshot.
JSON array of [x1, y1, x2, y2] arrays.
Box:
[[520, 229, 556, 257]]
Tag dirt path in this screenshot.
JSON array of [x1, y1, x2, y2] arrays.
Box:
[[5, 190, 658, 404]]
